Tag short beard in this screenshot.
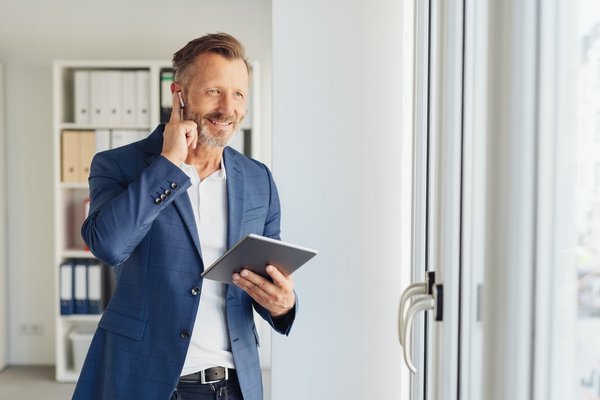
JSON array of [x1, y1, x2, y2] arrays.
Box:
[[197, 124, 237, 147], [188, 111, 239, 148]]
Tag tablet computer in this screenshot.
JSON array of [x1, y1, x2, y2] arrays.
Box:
[[201, 234, 318, 284]]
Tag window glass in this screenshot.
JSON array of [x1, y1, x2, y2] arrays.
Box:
[[576, 1, 600, 398]]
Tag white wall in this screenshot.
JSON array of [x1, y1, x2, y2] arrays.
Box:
[[271, 1, 408, 398], [0, 0, 272, 365]]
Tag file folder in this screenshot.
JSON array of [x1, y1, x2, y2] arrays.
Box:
[[74, 71, 90, 124], [87, 263, 102, 314], [121, 71, 137, 125], [90, 71, 109, 125], [95, 129, 111, 153], [59, 261, 74, 315], [111, 130, 141, 149], [79, 131, 95, 180], [74, 262, 89, 314], [136, 71, 150, 125], [107, 71, 123, 125], [160, 69, 174, 123], [61, 131, 81, 182]]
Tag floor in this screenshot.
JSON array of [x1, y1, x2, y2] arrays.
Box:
[[0, 366, 271, 400], [0, 366, 75, 399]]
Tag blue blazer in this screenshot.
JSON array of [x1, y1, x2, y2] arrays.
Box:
[[72, 125, 295, 400]]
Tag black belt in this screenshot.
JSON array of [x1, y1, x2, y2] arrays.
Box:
[[179, 367, 236, 384]]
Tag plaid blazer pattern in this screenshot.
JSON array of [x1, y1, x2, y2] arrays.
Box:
[[72, 125, 294, 400]]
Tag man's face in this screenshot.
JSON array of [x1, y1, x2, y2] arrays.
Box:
[[182, 52, 249, 147]]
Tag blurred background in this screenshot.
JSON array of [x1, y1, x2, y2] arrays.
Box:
[[1, 0, 600, 400]]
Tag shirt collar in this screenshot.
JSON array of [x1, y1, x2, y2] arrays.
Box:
[[180, 158, 227, 182], [215, 159, 227, 181]]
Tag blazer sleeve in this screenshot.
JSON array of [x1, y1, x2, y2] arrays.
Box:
[[252, 165, 297, 335], [81, 152, 190, 266]]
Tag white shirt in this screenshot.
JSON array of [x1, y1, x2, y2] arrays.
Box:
[[179, 160, 235, 375]]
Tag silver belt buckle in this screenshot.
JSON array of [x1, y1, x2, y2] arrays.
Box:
[[200, 367, 228, 384]]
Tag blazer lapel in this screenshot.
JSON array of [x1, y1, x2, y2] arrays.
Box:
[[224, 147, 245, 249], [173, 195, 203, 259], [142, 125, 203, 260]]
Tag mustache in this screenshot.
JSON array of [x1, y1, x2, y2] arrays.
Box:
[[204, 112, 235, 124]]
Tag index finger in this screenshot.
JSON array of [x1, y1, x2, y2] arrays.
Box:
[[170, 91, 184, 122], [265, 265, 292, 287]]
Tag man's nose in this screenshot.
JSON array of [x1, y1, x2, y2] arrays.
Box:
[[217, 93, 234, 116]]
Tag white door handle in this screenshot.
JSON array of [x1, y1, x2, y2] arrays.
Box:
[[398, 282, 428, 347], [403, 295, 435, 374]]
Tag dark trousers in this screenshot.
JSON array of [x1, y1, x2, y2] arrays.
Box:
[[171, 376, 243, 400]]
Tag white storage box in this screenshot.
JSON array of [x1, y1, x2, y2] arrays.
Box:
[[69, 330, 94, 373]]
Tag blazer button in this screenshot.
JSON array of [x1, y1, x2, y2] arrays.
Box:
[[160, 193, 167, 201], [180, 330, 191, 339], [191, 287, 200, 296], [170, 182, 178, 189], [164, 189, 172, 196], [154, 198, 163, 205]]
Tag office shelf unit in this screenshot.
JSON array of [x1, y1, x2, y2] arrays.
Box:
[[52, 60, 171, 382]]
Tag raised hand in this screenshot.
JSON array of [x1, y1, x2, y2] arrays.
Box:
[[161, 91, 198, 165]]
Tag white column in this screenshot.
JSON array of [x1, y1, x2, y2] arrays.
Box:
[[271, 1, 409, 398]]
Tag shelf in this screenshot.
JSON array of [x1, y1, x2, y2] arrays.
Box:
[[62, 249, 95, 259], [60, 182, 88, 189], [52, 59, 202, 384], [60, 123, 151, 130], [55, 59, 169, 69], [56, 370, 81, 383], [60, 314, 101, 322]]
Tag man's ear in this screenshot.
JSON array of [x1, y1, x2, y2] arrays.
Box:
[[170, 82, 182, 94]]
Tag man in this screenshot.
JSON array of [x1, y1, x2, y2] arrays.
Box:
[[72, 33, 296, 400]]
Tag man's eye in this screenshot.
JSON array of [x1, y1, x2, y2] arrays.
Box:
[[235, 92, 245, 99], [207, 89, 219, 94]]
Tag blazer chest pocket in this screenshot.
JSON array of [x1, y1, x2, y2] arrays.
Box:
[[99, 308, 147, 341], [243, 205, 268, 235], [243, 205, 267, 222]]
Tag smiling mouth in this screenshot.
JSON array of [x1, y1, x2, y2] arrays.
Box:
[[207, 118, 232, 127]]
